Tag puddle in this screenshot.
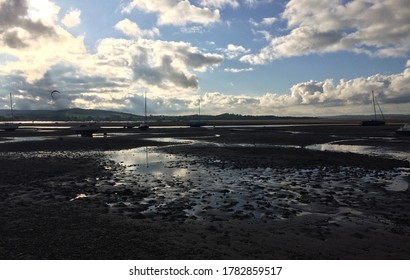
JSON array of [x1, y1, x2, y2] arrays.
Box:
[[143, 137, 198, 144], [306, 143, 410, 162], [386, 176, 409, 191], [0, 136, 55, 144], [70, 194, 89, 201], [99, 147, 410, 221]]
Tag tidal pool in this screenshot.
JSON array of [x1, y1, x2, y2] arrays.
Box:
[[306, 143, 410, 162], [99, 147, 410, 222]]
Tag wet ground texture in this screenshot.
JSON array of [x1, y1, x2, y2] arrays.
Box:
[[0, 124, 410, 259]]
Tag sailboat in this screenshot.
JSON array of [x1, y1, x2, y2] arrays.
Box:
[[0, 93, 19, 132], [189, 97, 207, 127], [139, 92, 149, 130], [360, 90, 385, 126]]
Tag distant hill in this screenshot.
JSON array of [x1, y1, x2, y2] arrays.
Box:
[[2, 108, 407, 122], [324, 114, 410, 120], [0, 108, 139, 121], [0, 108, 319, 121]]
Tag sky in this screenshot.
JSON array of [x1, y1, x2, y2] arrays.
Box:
[[0, 0, 410, 117]]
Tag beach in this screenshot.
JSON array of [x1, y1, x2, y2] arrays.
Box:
[[0, 122, 409, 259]]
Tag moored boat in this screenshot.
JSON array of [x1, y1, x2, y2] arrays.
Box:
[[396, 123, 410, 136], [0, 93, 19, 132], [71, 122, 100, 137], [0, 123, 19, 132], [361, 90, 385, 126], [361, 119, 386, 126]]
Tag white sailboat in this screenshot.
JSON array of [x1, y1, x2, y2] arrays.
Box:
[[0, 93, 19, 131]]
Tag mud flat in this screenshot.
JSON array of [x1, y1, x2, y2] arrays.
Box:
[[0, 124, 409, 259]]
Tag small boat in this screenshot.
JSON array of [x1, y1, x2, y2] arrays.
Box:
[[71, 122, 100, 137], [0, 93, 19, 132], [396, 123, 410, 136], [361, 119, 386, 126], [189, 121, 207, 128], [0, 123, 19, 132], [123, 122, 138, 129], [361, 90, 385, 126], [139, 122, 149, 130]]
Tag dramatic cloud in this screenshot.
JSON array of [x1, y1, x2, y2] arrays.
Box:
[[122, 0, 220, 26], [242, 0, 410, 64], [1, 0, 409, 117], [115, 19, 160, 39], [148, 61, 410, 116], [61, 8, 81, 28], [0, 0, 59, 49], [119, 39, 223, 91], [259, 62, 410, 115], [1, 34, 224, 111]]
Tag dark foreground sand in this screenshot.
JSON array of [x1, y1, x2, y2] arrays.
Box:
[[0, 123, 409, 259]]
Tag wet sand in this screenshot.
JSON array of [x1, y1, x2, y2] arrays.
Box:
[[0, 123, 410, 259]]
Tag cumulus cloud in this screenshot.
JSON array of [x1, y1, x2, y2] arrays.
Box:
[[122, 39, 223, 90], [0, 33, 224, 111], [199, 0, 239, 9], [145, 62, 410, 116], [0, 0, 89, 84], [250, 17, 277, 27], [115, 18, 160, 38], [0, 0, 58, 49], [243, 0, 274, 8], [1, 0, 409, 117], [224, 67, 254, 73], [122, 0, 220, 26], [61, 8, 81, 28], [243, 0, 410, 64], [219, 44, 250, 59]]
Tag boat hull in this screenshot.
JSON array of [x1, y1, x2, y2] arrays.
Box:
[[0, 123, 19, 131], [189, 121, 207, 128], [71, 123, 100, 137], [360, 120, 385, 126], [139, 123, 149, 130]]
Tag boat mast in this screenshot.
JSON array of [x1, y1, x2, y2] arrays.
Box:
[[375, 95, 385, 120], [198, 97, 201, 122], [371, 90, 377, 120], [9, 92, 14, 123], [144, 91, 147, 122]]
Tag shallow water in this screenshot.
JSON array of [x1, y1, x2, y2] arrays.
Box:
[[99, 147, 410, 221], [0, 136, 55, 144], [306, 143, 410, 162]]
